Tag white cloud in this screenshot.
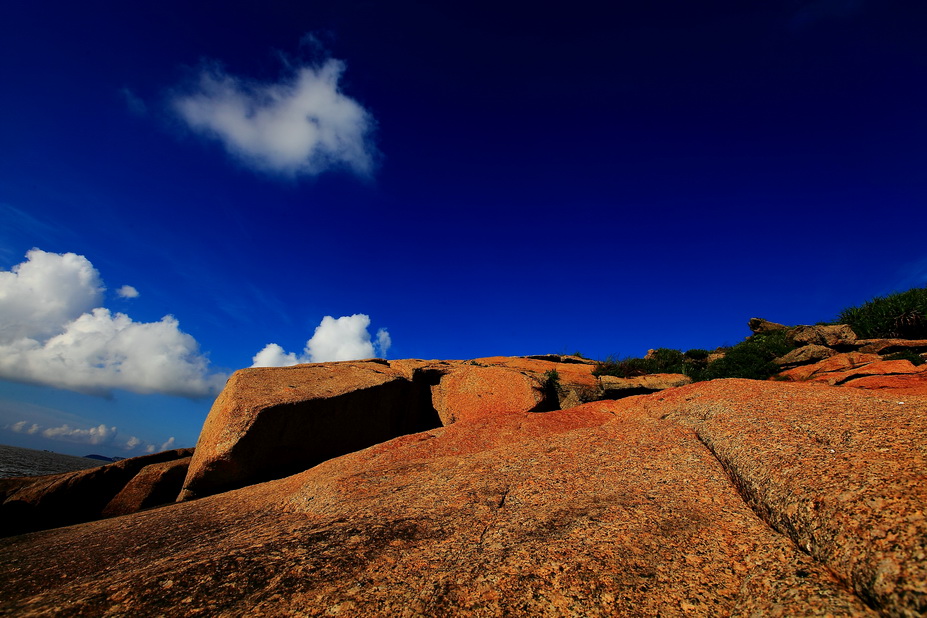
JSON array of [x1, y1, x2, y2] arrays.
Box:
[[11, 420, 40, 435], [160, 436, 176, 451], [251, 314, 391, 367], [116, 285, 139, 299], [172, 59, 376, 178], [0, 248, 103, 343], [0, 249, 225, 397], [125, 435, 142, 449], [42, 423, 117, 446]]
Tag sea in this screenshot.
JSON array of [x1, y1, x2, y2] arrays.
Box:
[[0, 443, 105, 479]]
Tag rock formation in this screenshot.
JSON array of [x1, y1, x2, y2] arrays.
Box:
[[1, 321, 926, 615], [0, 448, 193, 536], [0, 378, 924, 615]]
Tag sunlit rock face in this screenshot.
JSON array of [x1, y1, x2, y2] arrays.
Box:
[[1, 378, 925, 615]]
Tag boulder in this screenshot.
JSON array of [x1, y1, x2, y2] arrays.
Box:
[[178, 361, 442, 501], [1, 379, 923, 615], [778, 352, 927, 390], [748, 317, 789, 333], [787, 324, 857, 348], [855, 338, 927, 355], [777, 352, 881, 382], [473, 356, 600, 410], [772, 344, 837, 367], [431, 364, 547, 424], [0, 448, 194, 536], [599, 372, 692, 398], [102, 456, 193, 517]]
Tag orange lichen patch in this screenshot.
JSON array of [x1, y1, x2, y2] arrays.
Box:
[[473, 355, 599, 388], [840, 371, 927, 396], [777, 352, 881, 382]]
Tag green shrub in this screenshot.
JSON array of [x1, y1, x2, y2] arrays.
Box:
[[593, 348, 709, 380], [701, 330, 795, 380], [837, 286, 927, 339]]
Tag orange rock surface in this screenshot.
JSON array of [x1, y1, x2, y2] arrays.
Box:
[[1, 377, 924, 615]]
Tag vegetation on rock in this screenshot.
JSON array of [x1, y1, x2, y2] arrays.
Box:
[[836, 286, 927, 339]]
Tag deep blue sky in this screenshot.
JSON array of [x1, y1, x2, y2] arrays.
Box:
[[1, 0, 925, 456]]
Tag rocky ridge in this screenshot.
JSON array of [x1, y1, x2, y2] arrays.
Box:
[[0, 320, 925, 615]]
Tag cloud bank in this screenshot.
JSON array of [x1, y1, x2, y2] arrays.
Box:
[[172, 59, 376, 178], [0, 249, 225, 397], [252, 314, 391, 367], [8, 418, 177, 454]]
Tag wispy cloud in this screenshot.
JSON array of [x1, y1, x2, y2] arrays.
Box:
[[120, 87, 147, 116], [171, 58, 376, 178], [8, 418, 178, 455], [252, 314, 391, 367], [0, 249, 225, 397]]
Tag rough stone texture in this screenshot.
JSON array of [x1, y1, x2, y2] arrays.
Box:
[[599, 372, 692, 398], [474, 356, 600, 409], [102, 456, 193, 517], [773, 344, 837, 367], [856, 339, 927, 355], [749, 317, 789, 333], [778, 352, 927, 394], [787, 324, 858, 347], [5, 379, 923, 616], [431, 364, 547, 424], [778, 352, 883, 382], [648, 380, 927, 616], [179, 361, 440, 501], [0, 448, 194, 537]]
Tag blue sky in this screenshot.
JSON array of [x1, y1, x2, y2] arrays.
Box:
[[1, 0, 925, 457]]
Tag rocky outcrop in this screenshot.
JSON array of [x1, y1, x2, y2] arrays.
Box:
[[0, 379, 923, 615], [786, 323, 858, 348], [772, 343, 837, 367], [748, 317, 788, 333], [599, 372, 692, 397], [0, 448, 193, 536], [102, 456, 193, 517], [778, 351, 927, 394], [180, 356, 615, 502], [178, 361, 442, 501]]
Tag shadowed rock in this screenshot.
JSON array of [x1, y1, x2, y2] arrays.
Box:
[[178, 361, 442, 501], [0, 448, 193, 536], [102, 456, 192, 517]]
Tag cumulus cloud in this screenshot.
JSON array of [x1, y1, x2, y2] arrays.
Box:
[[160, 436, 176, 451], [172, 59, 376, 178], [116, 285, 139, 299], [42, 423, 117, 446], [251, 314, 391, 367], [0, 249, 225, 397]]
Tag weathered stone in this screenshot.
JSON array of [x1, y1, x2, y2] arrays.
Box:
[[748, 317, 789, 333], [2, 379, 923, 615], [102, 456, 192, 517], [777, 352, 882, 382], [431, 364, 547, 424], [773, 344, 837, 367], [474, 356, 600, 410], [778, 352, 927, 393], [856, 338, 927, 354], [0, 448, 194, 536], [599, 372, 692, 398], [179, 361, 441, 501], [787, 324, 857, 347]]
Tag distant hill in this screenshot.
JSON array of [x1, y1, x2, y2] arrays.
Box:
[[84, 454, 126, 463]]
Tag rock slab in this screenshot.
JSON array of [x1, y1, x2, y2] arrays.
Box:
[[2, 379, 923, 615]]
